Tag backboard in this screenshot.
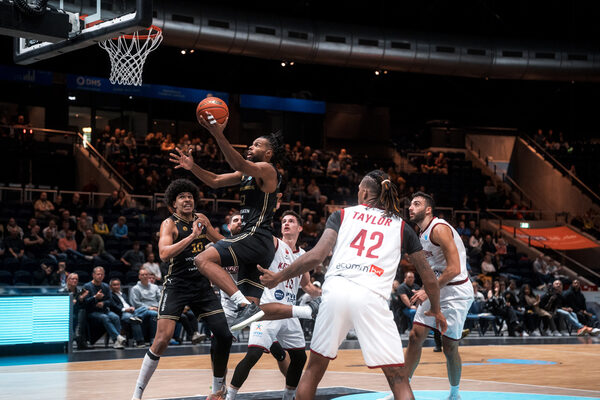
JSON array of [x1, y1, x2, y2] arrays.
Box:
[[13, 0, 152, 65]]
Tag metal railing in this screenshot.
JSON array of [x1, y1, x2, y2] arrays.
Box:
[[74, 132, 134, 192], [520, 134, 600, 204]]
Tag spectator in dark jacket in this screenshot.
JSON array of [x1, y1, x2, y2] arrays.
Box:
[[563, 279, 599, 331], [83, 267, 126, 348]]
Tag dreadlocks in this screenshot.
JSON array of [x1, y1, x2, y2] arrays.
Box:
[[260, 130, 286, 165], [362, 170, 403, 219]]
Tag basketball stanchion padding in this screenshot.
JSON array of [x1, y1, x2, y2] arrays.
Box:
[[99, 25, 163, 86]]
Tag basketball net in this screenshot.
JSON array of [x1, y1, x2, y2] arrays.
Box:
[[99, 25, 163, 86]]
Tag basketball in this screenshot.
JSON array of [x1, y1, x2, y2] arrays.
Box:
[[196, 97, 229, 125]]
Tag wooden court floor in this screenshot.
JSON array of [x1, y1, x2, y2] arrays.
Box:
[[1, 344, 599, 400]]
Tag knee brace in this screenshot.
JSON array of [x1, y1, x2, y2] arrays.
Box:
[[285, 348, 307, 388]]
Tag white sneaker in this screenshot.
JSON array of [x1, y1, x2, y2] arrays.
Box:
[[113, 334, 126, 349], [532, 331, 541, 336], [522, 331, 529, 337], [501, 322, 508, 332], [552, 331, 562, 337], [376, 394, 393, 400]]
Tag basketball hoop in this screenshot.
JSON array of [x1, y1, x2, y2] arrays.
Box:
[[99, 25, 163, 86]]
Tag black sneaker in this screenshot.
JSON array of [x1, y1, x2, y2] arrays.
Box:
[[231, 303, 265, 331], [307, 297, 321, 319]]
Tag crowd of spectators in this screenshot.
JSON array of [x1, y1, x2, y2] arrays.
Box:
[[2, 127, 598, 349]]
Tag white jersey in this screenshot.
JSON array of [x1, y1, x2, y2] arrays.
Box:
[[260, 238, 305, 305], [419, 217, 468, 283], [325, 204, 417, 300]]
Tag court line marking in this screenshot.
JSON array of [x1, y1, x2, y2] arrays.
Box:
[[3, 366, 599, 396], [6, 367, 600, 394]]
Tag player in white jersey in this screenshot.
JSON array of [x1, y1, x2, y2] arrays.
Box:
[[227, 211, 321, 400], [200, 211, 318, 387], [402, 192, 474, 400], [260, 170, 447, 400]]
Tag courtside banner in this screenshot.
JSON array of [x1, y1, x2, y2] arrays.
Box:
[[501, 225, 599, 250]]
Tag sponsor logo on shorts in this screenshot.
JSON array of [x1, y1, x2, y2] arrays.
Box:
[[160, 293, 168, 312], [274, 290, 285, 300]]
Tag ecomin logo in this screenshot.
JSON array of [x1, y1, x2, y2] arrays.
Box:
[[369, 265, 384, 277]]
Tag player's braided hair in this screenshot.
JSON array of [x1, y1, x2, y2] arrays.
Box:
[[164, 178, 200, 211], [261, 130, 286, 165], [363, 170, 403, 219]]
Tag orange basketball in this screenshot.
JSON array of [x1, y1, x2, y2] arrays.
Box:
[[196, 97, 229, 125]]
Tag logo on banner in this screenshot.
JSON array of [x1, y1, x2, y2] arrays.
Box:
[[274, 290, 285, 300]]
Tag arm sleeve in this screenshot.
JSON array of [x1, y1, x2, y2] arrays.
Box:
[[325, 210, 343, 232], [402, 223, 423, 255]]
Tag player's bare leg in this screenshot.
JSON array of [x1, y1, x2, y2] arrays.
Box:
[[442, 336, 462, 397], [195, 247, 241, 298], [404, 324, 429, 378], [295, 352, 330, 400], [382, 366, 414, 400], [132, 319, 176, 399]]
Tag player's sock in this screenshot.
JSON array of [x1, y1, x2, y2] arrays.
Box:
[[230, 290, 251, 306], [282, 388, 295, 400], [132, 350, 160, 399], [450, 384, 459, 396], [212, 375, 225, 393], [226, 387, 238, 400], [292, 305, 312, 319]]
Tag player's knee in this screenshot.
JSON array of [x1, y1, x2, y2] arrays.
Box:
[[288, 348, 307, 365], [442, 339, 458, 357], [194, 252, 207, 272], [408, 327, 426, 343], [244, 347, 264, 365]]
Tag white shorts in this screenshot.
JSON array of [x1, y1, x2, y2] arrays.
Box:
[[248, 318, 305, 351], [413, 280, 474, 340], [310, 276, 404, 368]]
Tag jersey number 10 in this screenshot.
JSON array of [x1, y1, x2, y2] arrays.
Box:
[[349, 229, 383, 258]]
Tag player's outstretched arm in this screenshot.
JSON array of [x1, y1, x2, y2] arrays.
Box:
[[431, 224, 460, 288], [200, 113, 278, 192], [158, 218, 202, 262], [260, 228, 338, 289], [169, 147, 242, 188]]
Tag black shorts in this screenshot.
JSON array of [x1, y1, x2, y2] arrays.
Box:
[[212, 229, 275, 299], [158, 278, 224, 321]]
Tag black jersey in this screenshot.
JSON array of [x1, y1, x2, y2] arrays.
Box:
[[165, 213, 210, 283], [239, 168, 281, 234]]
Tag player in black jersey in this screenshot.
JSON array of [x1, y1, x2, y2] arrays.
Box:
[[132, 179, 232, 400], [170, 114, 291, 329]]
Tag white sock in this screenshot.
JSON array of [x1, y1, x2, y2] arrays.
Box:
[[212, 376, 225, 394], [132, 350, 160, 399], [230, 291, 250, 306], [292, 305, 313, 319], [226, 386, 238, 400], [282, 387, 296, 400], [450, 384, 459, 396]]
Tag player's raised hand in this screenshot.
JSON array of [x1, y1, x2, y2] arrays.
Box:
[[197, 111, 228, 136], [257, 265, 279, 289], [425, 309, 448, 335], [169, 147, 194, 170], [192, 216, 203, 238]]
